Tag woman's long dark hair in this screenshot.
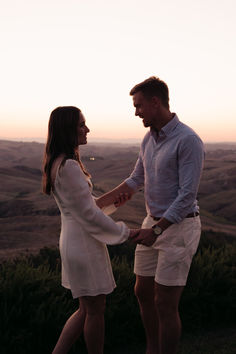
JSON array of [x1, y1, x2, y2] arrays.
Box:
[[42, 106, 90, 195]]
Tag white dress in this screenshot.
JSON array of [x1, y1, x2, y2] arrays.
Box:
[[52, 159, 129, 298]]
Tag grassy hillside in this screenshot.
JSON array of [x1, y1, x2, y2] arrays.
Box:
[[0, 232, 235, 354], [198, 149, 236, 223]]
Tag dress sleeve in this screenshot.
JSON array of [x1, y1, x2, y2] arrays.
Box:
[[101, 204, 117, 215], [56, 159, 129, 245], [93, 196, 117, 215]]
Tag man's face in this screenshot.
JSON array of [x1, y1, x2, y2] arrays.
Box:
[[132, 91, 157, 128]]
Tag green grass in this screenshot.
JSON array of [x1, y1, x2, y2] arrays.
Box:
[[178, 329, 236, 354], [107, 328, 236, 354]]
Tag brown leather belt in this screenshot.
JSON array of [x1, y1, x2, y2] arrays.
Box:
[[151, 212, 199, 221], [185, 212, 199, 218]]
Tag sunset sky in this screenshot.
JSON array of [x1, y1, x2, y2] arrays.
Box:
[[0, 0, 235, 143]]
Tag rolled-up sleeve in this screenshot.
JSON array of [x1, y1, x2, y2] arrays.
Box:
[[125, 152, 145, 191], [163, 135, 205, 223]]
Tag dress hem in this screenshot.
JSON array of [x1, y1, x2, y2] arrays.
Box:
[[62, 283, 117, 299]]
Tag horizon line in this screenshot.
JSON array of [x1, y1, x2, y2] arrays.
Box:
[[1, 137, 236, 145]]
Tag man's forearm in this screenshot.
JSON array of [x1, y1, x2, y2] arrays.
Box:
[[96, 182, 135, 208], [156, 217, 173, 231]]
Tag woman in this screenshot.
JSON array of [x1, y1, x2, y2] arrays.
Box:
[[42, 106, 141, 354]]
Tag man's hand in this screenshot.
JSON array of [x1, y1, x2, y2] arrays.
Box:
[[114, 192, 132, 207], [129, 228, 158, 247], [129, 229, 141, 240]]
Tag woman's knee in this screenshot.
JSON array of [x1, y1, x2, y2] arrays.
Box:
[[81, 295, 106, 316]]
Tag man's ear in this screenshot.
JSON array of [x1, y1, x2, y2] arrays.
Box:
[[151, 96, 161, 108]]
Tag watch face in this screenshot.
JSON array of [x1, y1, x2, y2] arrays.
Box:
[[153, 225, 162, 235]]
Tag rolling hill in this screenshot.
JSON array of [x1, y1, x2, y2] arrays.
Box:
[[0, 139, 235, 260]]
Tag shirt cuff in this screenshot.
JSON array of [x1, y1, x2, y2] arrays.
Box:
[[163, 211, 183, 224], [124, 178, 141, 192]]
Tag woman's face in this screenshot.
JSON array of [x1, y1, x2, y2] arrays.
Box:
[[77, 113, 90, 145]]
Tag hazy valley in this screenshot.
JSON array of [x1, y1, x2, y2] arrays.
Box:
[[0, 139, 236, 260]]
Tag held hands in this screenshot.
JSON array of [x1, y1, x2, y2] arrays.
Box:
[[129, 228, 158, 247], [96, 192, 132, 209], [114, 192, 132, 208]]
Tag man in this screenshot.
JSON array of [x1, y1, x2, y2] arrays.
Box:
[[97, 76, 204, 354]]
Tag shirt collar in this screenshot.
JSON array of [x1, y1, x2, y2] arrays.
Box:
[[160, 114, 179, 136], [151, 114, 179, 138]]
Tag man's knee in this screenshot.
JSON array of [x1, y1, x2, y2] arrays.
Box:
[[154, 283, 184, 318], [134, 276, 155, 304], [134, 281, 145, 302], [154, 294, 177, 319]]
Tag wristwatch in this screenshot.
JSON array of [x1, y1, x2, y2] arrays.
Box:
[[152, 224, 163, 236]]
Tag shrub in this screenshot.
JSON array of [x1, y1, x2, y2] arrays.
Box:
[[181, 239, 236, 330], [0, 256, 75, 354], [0, 231, 235, 353]]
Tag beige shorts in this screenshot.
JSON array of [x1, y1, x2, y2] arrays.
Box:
[[134, 215, 201, 286]]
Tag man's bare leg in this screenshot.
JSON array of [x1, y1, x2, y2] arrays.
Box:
[[155, 283, 184, 354], [135, 275, 160, 354]]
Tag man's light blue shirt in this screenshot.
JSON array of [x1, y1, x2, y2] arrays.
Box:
[[125, 115, 205, 224]]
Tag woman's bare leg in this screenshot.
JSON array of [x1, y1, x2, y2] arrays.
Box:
[[80, 294, 106, 354], [52, 300, 86, 354]]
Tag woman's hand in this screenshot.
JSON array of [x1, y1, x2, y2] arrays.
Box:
[[129, 228, 158, 247]]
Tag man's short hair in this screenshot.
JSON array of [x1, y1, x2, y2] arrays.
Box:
[[130, 76, 169, 109]]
